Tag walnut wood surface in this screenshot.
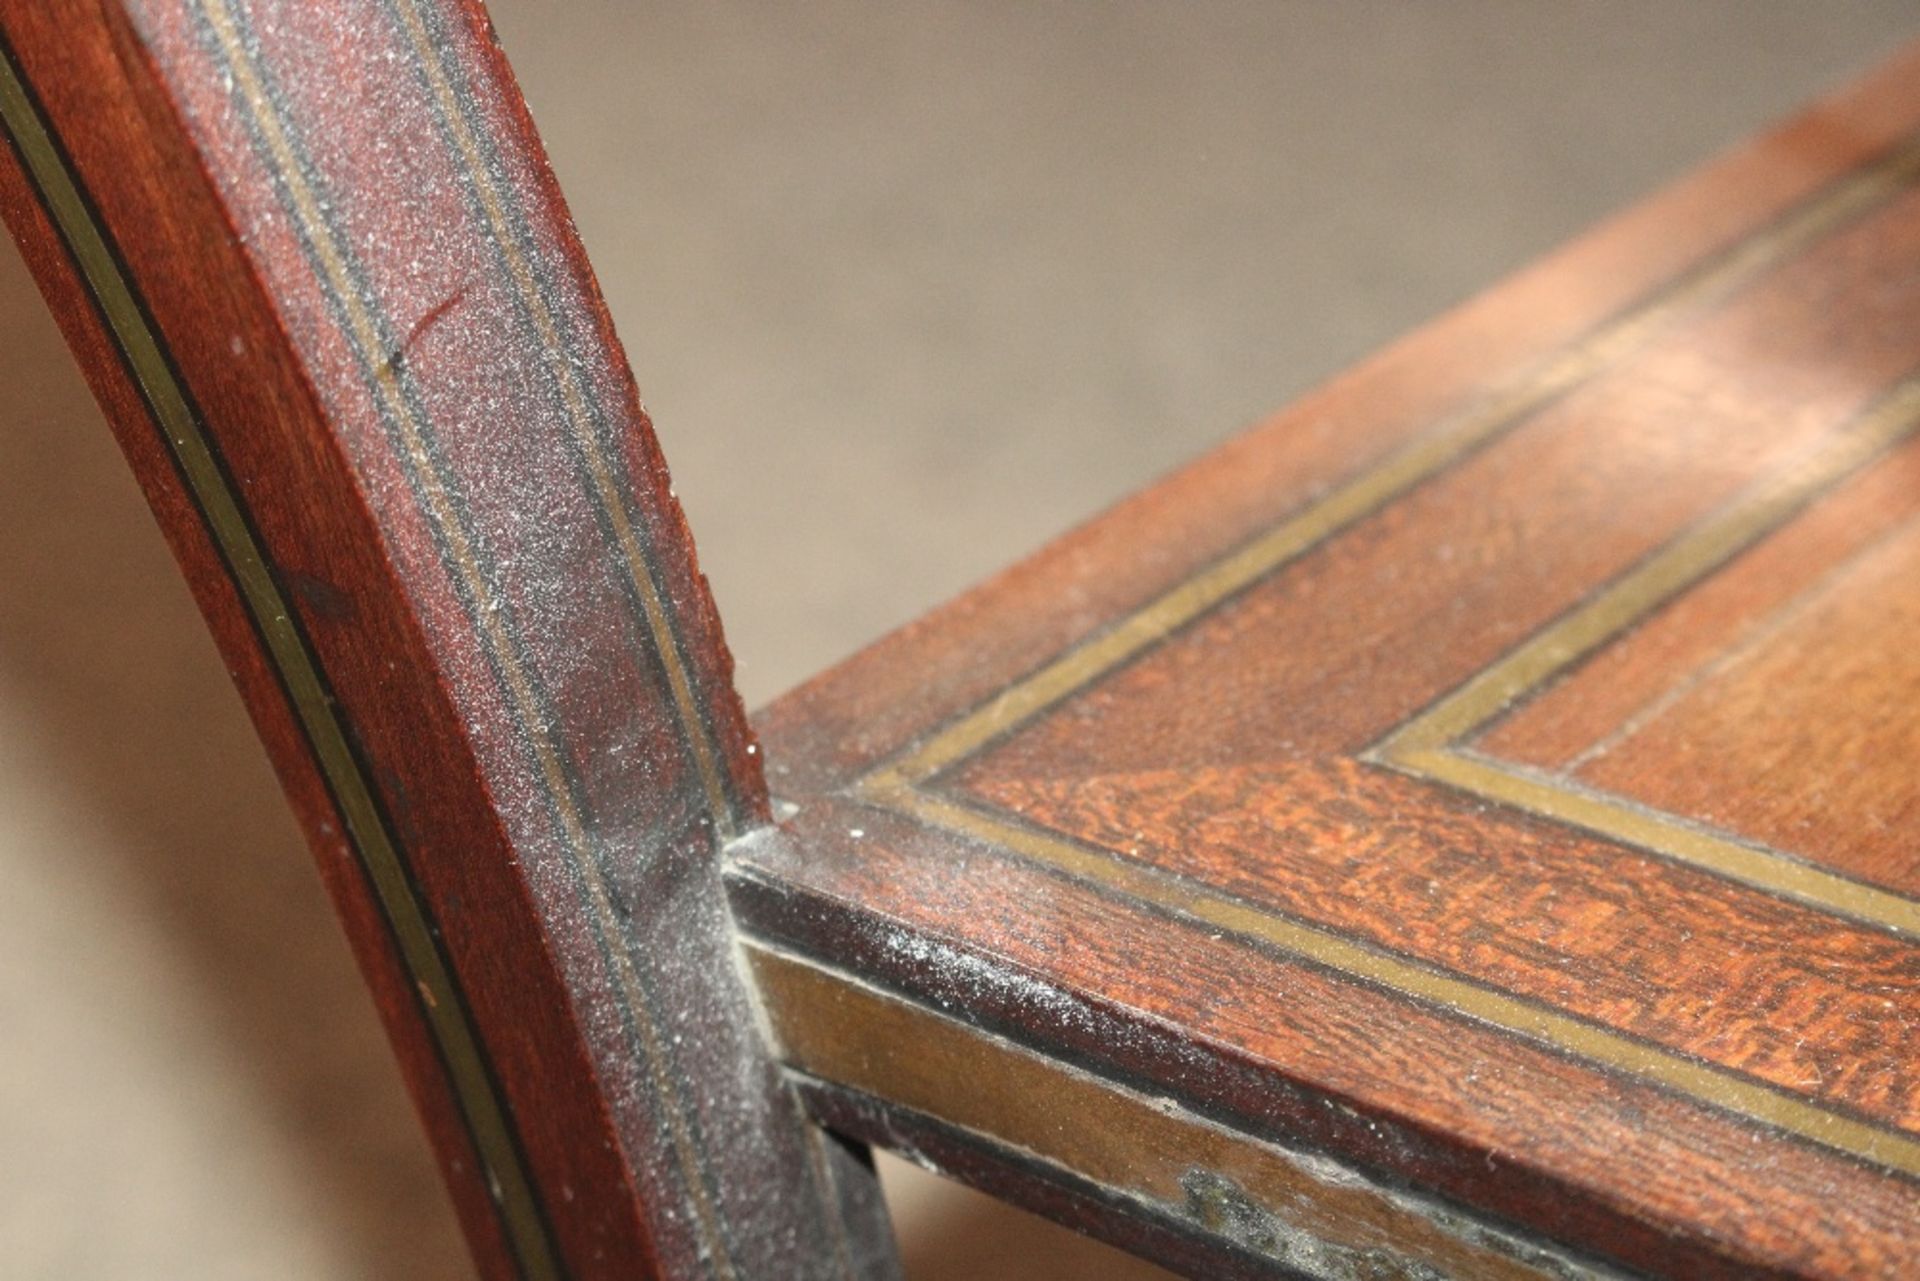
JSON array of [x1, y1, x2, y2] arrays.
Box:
[[739, 41, 1920, 1280], [0, 3, 893, 1278]]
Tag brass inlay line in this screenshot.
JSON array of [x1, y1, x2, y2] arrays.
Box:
[[1374, 374, 1920, 937], [377, 8, 875, 1269], [866, 130, 1920, 799], [196, 2, 736, 1273], [849, 132, 1920, 1177], [387, 0, 738, 842], [861, 780, 1920, 1179], [1407, 750, 1920, 935], [0, 33, 559, 1281]]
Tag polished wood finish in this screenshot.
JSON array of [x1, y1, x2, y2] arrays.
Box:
[[0, 3, 892, 1278], [737, 42, 1920, 1280], [11, 3, 1920, 1278]]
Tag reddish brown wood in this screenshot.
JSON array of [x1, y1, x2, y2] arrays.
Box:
[[1553, 516, 1920, 891], [1479, 440, 1920, 778], [15, 2, 1920, 1277], [738, 40, 1920, 1281], [0, 3, 894, 1278]]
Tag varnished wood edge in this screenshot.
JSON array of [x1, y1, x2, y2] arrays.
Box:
[[855, 782, 1920, 1177], [0, 27, 560, 1280], [177, 4, 806, 1273], [748, 942, 1628, 1281], [828, 126, 1920, 1179]]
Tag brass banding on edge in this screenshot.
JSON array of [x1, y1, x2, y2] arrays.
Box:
[[749, 942, 1625, 1280]]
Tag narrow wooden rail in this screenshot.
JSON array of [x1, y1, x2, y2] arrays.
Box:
[[0, 3, 893, 1276]]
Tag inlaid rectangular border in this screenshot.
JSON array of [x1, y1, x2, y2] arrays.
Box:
[[1370, 378, 1920, 939], [844, 132, 1920, 1179]]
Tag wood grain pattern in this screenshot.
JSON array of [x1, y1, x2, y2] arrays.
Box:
[[0, 3, 894, 1278], [16, 3, 1920, 1278], [1477, 430, 1920, 782], [1552, 512, 1920, 891], [740, 40, 1920, 1281], [974, 758, 1919, 1130]]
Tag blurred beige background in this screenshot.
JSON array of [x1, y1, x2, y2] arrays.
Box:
[[3, 4, 1916, 1278]]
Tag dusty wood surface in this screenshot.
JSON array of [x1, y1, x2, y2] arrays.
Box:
[[0, 2, 895, 1277], [738, 41, 1920, 1280]]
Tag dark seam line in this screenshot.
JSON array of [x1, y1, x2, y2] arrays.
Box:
[[784, 1062, 1633, 1279]]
